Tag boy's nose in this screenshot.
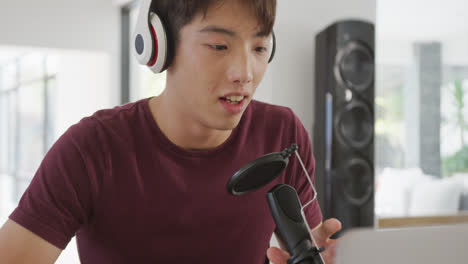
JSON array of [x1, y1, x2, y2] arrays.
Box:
[[227, 50, 253, 85]]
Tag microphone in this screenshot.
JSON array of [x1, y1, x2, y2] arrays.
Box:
[[267, 184, 324, 264], [226, 144, 326, 264]]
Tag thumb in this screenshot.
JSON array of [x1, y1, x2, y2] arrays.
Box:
[[266, 246, 290, 264], [313, 218, 342, 242]]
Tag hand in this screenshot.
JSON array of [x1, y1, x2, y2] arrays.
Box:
[[266, 218, 342, 264]]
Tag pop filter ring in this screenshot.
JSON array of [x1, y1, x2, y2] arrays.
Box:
[[226, 144, 298, 196]]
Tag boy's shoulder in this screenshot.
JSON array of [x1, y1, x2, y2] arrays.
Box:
[[67, 99, 149, 143], [91, 99, 145, 123]]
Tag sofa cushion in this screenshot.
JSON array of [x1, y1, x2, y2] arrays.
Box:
[[375, 167, 431, 217], [408, 177, 464, 216]]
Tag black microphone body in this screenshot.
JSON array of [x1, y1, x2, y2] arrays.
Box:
[[267, 184, 324, 264]]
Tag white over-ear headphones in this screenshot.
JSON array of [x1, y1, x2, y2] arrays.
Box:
[[132, 0, 276, 73]]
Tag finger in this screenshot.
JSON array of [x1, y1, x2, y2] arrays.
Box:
[[266, 247, 290, 264], [320, 238, 338, 263], [312, 218, 342, 241]]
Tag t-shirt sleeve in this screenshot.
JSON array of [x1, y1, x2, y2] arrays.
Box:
[[9, 120, 97, 249], [286, 109, 323, 229]]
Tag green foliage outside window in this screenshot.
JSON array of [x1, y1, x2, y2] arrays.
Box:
[[442, 79, 468, 176]]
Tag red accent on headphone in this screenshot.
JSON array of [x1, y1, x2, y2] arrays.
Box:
[[147, 24, 159, 67]]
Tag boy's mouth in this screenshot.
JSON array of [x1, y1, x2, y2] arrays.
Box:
[[220, 95, 246, 105], [219, 95, 247, 114]]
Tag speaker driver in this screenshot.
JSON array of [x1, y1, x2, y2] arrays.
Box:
[[336, 101, 373, 149], [334, 41, 374, 92], [342, 158, 373, 206]]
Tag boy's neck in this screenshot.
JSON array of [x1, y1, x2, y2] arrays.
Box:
[[148, 93, 233, 151]]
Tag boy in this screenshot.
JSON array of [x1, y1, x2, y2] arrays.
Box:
[[0, 0, 341, 263]]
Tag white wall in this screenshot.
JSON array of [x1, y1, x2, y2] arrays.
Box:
[[0, 0, 121, 106], [255, 0, 376, 137]]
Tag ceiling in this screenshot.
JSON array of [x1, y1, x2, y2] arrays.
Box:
[[377, 0, 468, 64]]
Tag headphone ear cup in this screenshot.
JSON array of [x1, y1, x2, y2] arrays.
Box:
[[147, 12, 168, 73], [132, 0, 155, 65], [268, 31, 276, 63]]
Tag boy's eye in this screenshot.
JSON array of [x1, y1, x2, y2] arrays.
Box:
[[211, 45, 227, 51], [208, 45, 267, 53]]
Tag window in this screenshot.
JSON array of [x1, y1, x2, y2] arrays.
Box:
[[0, 46, 112, 264], [0, 51, 57, 204], [375, 0, 468, 218]]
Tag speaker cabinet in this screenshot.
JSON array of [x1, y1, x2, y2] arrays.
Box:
[[313, 20, 375, 234]]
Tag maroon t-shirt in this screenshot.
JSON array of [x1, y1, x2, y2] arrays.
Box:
[[10, 98, 322, 263]]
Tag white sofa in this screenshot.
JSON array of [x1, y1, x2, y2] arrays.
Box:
[[375, 168, 468, 217]]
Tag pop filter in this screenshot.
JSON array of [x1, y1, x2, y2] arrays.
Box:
[[227, 144, 298, 195]]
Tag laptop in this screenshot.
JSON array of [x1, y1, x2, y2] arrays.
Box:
[[335, 224, 468, 264]]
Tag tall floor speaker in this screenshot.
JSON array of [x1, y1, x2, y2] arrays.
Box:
[[313, 20, 375, 234]]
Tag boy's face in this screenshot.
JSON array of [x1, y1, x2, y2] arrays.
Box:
[[167, 0, 272, 131]]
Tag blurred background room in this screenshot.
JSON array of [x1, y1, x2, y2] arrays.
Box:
[[1, 0, 468, 263]]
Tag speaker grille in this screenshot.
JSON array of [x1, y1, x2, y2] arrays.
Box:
[[336, 101, 373, 149], [342, 158, 373, 206], [335, 41, 374, 92]]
